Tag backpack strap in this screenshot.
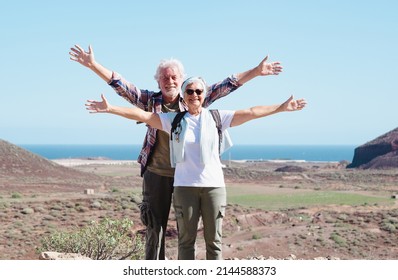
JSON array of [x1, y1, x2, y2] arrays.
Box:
[[170, 111, 188, 142], [209, 109, 222, 154], [171, 109, 223, 153]]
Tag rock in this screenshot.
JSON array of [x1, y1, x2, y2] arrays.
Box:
[[39, 251, 91, 260], [360, 151, 398, 169], [84, 189, 95, 195], [21, 208, 35, 214], [347, 127, 398, 169], [225, 255, 340, 260], [275, 165, 307, 172]]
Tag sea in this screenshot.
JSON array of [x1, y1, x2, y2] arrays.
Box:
[[21, 144, 356, 162]]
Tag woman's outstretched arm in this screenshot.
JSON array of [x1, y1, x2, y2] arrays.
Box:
[[230, 95, 307, 127], [85, 94, 162, 130]]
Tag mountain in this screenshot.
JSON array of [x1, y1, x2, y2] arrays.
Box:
[[0, 139, 101, 191], [347, 127, 398, 169]]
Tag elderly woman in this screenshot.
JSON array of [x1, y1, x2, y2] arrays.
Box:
[[85, 77, 307, 260]]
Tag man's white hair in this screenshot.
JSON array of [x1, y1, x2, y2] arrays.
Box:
[[154, 58, 186, 82]]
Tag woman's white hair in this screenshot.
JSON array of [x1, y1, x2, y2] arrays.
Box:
[[154, 58, 186, 82], [180, 77, 207, 98]]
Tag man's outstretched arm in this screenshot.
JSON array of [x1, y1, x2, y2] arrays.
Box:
[[235, 55, 283, 85], [69, 44, 112, 83]]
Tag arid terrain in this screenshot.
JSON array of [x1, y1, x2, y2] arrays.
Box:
[[1, 146, 398, 260]]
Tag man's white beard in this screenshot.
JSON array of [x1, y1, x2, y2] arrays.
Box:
[[164, 88, 179, 99]]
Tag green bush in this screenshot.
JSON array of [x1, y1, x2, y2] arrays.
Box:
[[252, 233, 262, 240], [381, 220, 397, 233], [38, 218, 144, 260], [330, 232, 347, 247], [11, 192, 22, 199]]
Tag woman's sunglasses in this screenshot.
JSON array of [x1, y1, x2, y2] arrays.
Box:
[[185, 89, 203, 95]]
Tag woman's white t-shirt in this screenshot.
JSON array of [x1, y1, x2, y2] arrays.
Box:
[[159, 110, 234, 188]]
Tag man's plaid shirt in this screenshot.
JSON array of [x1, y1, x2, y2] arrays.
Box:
[[109, 72, 241, 176]]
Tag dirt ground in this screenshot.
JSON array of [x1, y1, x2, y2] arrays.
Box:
[[1, 159, 398, 260]]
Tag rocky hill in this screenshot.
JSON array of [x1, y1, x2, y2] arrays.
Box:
[[0, 139, 102, 192], [347, 127, 398, 169]]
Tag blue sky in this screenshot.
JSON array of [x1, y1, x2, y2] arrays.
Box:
[[0, 0, 397, 145]]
